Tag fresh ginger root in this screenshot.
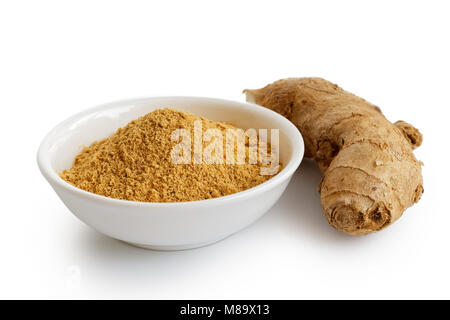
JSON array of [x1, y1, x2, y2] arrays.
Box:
[[244, 78, 423, 235]]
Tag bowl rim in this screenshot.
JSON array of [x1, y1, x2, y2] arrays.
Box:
[[37, 96, 304, 207]]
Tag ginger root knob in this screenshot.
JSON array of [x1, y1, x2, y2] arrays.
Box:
[[244, 78, 423, 235]]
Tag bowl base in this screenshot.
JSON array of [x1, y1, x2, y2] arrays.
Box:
[[125, 238, 223, 251]]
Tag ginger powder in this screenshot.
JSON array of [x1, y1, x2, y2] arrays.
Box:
[[59, 108, 280, 202]]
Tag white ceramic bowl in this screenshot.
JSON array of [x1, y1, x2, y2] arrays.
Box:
[[38, 97, 304, 250]]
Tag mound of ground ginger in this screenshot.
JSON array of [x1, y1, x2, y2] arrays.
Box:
[[60, 108, 279, 202]]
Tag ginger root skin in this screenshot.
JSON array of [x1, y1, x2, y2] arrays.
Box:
[[244, 78, 423, 235]]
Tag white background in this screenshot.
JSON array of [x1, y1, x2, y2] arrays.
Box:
[[0, 0, 448, 299]]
